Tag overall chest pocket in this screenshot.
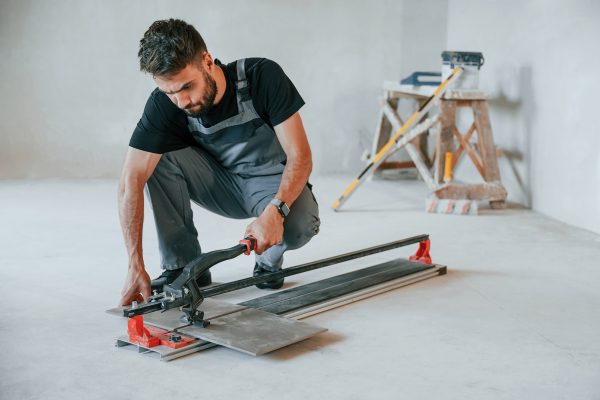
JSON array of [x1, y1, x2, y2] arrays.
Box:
[[191, 119, 261, 145]]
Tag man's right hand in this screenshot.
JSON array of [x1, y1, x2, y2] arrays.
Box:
[[120, 266, 151, 306]]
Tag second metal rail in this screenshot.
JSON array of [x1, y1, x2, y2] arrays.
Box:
[[201, 234, 429, 297]]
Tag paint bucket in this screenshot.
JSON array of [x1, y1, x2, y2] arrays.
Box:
[[441, 51, 484, 90]]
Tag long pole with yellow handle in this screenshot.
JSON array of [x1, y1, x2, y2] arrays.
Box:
[[331, 67, 463, 211]]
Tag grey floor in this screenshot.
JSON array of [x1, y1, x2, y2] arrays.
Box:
[[1, 176, 599, 400]]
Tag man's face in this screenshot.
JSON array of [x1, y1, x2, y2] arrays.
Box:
[[154, 60, 217, 117]]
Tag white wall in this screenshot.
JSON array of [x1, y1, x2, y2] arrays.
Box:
[[446, 0, 600, 233], [4, 1, 597, 233], [0, 0, 448, 178]]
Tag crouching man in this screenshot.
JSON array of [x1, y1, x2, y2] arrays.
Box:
[[118, 19, 320, 305]]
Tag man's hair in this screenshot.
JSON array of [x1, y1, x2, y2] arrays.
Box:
[[138, 19, 207, 77]]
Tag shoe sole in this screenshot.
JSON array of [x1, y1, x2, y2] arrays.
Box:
[[255, 280, 284, 290]]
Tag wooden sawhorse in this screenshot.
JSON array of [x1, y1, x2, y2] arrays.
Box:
[[434, 91, 507, 208], [371, 85, 507, 209]]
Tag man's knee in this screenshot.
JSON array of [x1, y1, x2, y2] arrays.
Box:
[[283, 190, 320, 249], [148, 148, 189, 182], [288, 214, 320, 249], [154, 147, 217, 173]]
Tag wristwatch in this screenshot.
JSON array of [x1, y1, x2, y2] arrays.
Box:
[[270, 198, 290, 218]]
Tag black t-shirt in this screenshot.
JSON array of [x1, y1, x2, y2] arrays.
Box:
[[129, 58, 305, 154]]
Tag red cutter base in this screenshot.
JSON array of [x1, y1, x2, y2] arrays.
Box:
[[127, 315, 196, 349]]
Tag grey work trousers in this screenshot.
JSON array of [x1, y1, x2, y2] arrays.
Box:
[[145, 147, 320, 272]]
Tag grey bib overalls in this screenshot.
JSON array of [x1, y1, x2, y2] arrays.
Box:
[[187, 59, 287, 177], [146, 59, 320, 272]]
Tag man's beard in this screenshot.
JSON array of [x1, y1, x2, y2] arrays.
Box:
[[184, 70, 217, 118]]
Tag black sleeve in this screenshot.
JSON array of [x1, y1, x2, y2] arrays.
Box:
[[248, 59, 305, 127], [129, 89, 194, 154]]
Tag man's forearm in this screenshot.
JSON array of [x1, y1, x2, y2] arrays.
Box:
[[247, 155, 311, 253], [118, 180, 145, 268], [275, 155, 312, 208]]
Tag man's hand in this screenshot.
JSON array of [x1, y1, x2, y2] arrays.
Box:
[[245, 205, 284, 254], [120, 265, 151, 306]]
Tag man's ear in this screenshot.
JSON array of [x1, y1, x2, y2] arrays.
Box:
[[203, 52, 214, 71]]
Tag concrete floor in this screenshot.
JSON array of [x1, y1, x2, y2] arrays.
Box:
[[1, 176, 599, 400]]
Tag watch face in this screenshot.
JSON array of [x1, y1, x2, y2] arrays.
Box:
[[281, 203, 290, 216]]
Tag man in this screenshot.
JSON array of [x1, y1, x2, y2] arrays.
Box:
[[118, 19, 320, 306]]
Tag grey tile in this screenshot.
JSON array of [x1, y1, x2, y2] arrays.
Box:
[[179, 308, 327, 356]]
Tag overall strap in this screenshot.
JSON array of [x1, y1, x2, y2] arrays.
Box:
[[235, 59, 251, 102], [187, 58, 260, 135]]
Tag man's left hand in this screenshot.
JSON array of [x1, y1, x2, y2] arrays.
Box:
[[245, 205, 284, 254]]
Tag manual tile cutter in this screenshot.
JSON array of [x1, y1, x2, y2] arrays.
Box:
[[117, 234, 443, 358]]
